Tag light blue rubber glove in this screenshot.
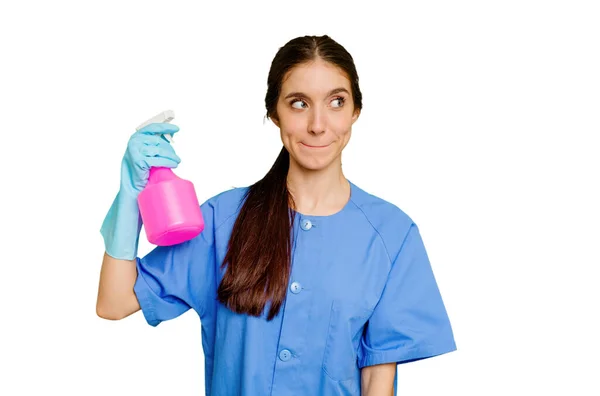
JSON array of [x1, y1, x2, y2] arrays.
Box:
[[100, 123, 181, 260]]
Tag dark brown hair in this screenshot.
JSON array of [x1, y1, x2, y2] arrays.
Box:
[[217, 35, 363, 320]]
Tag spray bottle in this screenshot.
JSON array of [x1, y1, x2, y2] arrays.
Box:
[[135, 110, 204, 246]]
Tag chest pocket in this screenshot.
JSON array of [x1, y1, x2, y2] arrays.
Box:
[[322, 299, 374, 382]]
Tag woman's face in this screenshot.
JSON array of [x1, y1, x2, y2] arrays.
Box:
[[273, 58, 360, 172]]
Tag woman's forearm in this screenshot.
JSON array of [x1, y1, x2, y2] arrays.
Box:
[[361, 362, 396, 395], [96, 252, 140, 320]]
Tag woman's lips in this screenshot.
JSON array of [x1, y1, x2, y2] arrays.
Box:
[[301, 142, 330, 148]]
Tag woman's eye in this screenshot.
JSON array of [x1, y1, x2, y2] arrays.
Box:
[[290, 97, 345, 109], [331, 97, 345, 108], [291, 100, 307, 109]]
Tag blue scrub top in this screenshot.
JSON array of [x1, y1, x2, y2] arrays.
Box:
[[133, 180, 457, 395]]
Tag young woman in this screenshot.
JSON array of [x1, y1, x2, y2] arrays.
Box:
[[97, 34, 457, 396]]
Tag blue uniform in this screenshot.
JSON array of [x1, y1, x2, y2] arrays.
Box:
[[134, 180, 457, 395]]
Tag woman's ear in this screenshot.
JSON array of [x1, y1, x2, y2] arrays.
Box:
[[271, 115, 280, 128], [352, 108, 360, 124]]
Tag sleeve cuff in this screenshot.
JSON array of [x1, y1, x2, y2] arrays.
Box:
[[359, 340, 457, 368]]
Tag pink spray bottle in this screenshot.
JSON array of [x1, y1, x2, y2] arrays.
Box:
[[135, 110, 204, 246]]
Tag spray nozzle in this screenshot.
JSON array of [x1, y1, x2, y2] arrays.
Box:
[[135, 109, 176, 143]]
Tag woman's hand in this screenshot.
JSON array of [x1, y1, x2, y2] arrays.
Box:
[[120, 122, 181, 197], [100, 122, 181, 260]]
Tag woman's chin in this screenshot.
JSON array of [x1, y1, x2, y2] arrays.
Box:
[[294, 155, 338, 172]]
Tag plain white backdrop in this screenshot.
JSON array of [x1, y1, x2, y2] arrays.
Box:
[[1, 0, 599, 394]]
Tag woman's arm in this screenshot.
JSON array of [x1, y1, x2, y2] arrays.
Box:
[[96, 252, 141, 320], [361, 362, 396, 396]]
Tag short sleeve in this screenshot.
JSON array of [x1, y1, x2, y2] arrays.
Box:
[[358, 223, 457, 367], [133, 199, 217, 327]]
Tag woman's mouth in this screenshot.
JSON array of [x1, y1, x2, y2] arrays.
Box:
[[301, 142, 330, 148]]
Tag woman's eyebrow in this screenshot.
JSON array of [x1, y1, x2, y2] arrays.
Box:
[[284, 87, 349, 100]]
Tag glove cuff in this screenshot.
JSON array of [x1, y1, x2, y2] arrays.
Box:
[[100, 191, 143, 260]]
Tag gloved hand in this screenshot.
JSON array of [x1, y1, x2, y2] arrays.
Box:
[[100, 123, 181, 260]]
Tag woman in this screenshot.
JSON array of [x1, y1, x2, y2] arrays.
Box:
[[97, 35, 457, 396]]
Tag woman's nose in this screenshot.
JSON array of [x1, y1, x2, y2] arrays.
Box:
[[308, 108, 326, 135]]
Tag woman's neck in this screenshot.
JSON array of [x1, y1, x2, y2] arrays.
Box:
[[286, 158, 350, 216]]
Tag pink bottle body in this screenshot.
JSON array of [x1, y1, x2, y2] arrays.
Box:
[[138, 167, 204, 246]]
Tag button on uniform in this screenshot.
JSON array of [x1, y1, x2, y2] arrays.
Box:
[[279, 349, 292, 361], [300, 219, 312, 230], [290, 281, 302, 294]]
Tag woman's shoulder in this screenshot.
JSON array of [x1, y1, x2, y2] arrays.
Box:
[[349, 181, 418, 255], [200, 185, 250, 222], [350, 181, 414, 226]]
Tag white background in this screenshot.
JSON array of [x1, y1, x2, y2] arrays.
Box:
[[1, 0, 599, 395]]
